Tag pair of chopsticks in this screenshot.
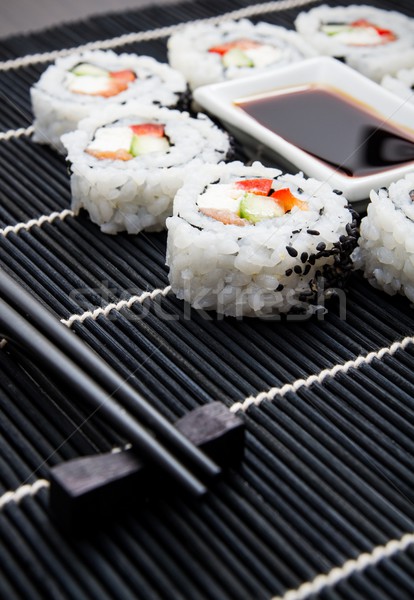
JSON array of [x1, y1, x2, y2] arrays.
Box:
[[0, 268, 220, 497]]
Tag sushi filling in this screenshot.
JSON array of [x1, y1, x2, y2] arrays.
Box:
[[208, 39, 283, 68], [197, 179, 307, 226], [66, 62, 137, 98], [85, 123, 170, 160], [320, 19, 396, 46]]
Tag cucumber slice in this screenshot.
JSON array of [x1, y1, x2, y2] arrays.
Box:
[[130, 134, 170, 156], [321, 24, 352, 36], [222, 48, 254, 68], [70, 63, 109, 77], [239, 193, 284, 223]]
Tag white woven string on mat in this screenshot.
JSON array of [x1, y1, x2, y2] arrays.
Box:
[[230, 335, 414, 413], [0, 208, 75, 237], [270, 531, 414, 600], [0, 0, 318, 72], [0, 480, 50, 509], [61, 285, 172, 327], [0, 125, 33, 141]]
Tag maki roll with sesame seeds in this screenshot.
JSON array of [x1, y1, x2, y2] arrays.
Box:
[[353, 174, 414, 302], [295, 5, 414, 82], [167, 19, 315, 91], [31, 50, 187, 152], [61, 103, 231, 235], [166, 162, 359, 318]]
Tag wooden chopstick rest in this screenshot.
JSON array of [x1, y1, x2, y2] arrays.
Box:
[[49, 402, 244, 531]]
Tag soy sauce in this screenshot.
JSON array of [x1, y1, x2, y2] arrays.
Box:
[[236, 85, 414, 177]]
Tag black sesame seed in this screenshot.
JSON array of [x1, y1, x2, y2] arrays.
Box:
[[297, 187, 304, 194], [276, 284, 284, 291], [316, 242, 326, 251], [301, 252, 308, 263], [286, 246, 298, 257], [294, 265, 302, 275], [308, 254, 316, 265], [307, 229, 320, 235], [285, 269, 293, 277], [303, 264, 311, 276], [332, 189, 343, 195], [292, 229, 301, 234]]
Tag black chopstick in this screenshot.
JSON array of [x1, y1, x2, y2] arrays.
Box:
[[0, 296, 208, 497], [0, 296, 209, 497], [0, 268, 220, 483], [0, 286, 220, 496]]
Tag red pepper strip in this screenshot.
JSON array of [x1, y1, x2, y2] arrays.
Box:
[[350, 19, 395, 39], [234, 178, 273, 195], [208, 39, 261, 55], [129, 124, 165, 137], [110, 70, 136, 82], [271, 188, 307, 212]]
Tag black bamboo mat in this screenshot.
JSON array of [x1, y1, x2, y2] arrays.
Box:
[[1, 0, 414, 599]]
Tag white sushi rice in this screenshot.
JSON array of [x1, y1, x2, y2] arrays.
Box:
[[381, 68, 414, 105], [61, 103, 231, 235], [31, 50, 187, 152], [166, 162, 358, 318], [167, 18, 315, 90], [352, 174, 414, 302], [295, 5, 414, 82]]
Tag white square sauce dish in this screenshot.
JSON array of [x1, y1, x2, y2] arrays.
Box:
[[194, 57, 414, 211]]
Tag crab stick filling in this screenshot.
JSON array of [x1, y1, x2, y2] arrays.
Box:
[[197, 179, 307, 226], [208, 39, 282, 68], [85, 123, 169, 161], [320, 19, 396, 46], [66, 63, 137, 98]]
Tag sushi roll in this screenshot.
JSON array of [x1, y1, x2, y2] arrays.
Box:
[[381, 68, 414, 104], [353, 175, 414, 302], [295, 5, 414, 82], [31, 50, 187, 152], [61, 103, 231, 235], [166, 162, 359, 318], [167, 19, 315, 90]]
